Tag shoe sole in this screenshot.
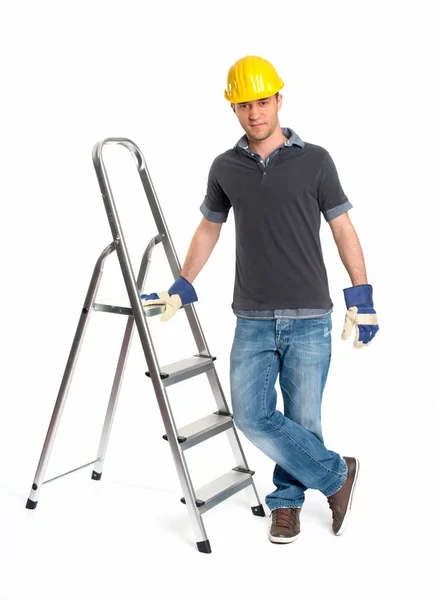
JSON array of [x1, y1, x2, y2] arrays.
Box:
[[268, 532, 300, 544], [335, 457, 360, 536]]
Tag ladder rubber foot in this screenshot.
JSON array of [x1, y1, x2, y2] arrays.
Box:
[[91, 471, 102, 480], [251, 504, 266, 517], [197, 540, 212, 554], [26, 498, 38, 510]]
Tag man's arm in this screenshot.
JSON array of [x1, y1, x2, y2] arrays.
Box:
[[328, 212, 368, 286], [180, 216, 223, 283]]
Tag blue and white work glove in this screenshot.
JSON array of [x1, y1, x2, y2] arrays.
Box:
[[341, 284, 379, 348], [140, 275, 198, 322]]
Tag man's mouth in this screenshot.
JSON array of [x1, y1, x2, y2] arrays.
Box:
[[251, 123, 265, 128]]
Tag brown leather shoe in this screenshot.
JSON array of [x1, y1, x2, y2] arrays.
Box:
[[327, 456, 360, 535], [269, 508, 301, 543]]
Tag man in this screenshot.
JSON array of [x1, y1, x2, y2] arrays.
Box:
[[141, 55, 379, 544]]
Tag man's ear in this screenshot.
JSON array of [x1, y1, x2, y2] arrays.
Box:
[[231, 103, 236, 114], [277, 93, 283, 111]]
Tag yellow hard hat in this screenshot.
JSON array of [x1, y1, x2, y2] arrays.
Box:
[[224, 55, 284, 104]]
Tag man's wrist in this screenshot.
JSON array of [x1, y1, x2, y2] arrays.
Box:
[[343, 284, 373, 308]]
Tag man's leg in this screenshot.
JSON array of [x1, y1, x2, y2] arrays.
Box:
[[230, 316, 347, 512], [266, 314, 333, 508]]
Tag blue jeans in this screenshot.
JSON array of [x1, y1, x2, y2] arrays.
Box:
[[229, 314, 348, 510]]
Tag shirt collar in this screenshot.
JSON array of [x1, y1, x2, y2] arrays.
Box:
[[234, 127, 305, 150]]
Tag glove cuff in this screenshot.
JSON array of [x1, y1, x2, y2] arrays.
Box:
[[343, 284, 373, 308], [168, 276, 198, 305]]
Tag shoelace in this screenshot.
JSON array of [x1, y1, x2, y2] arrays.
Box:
[[327, 496, 336, 509], [273, 509, 299, 528], [327, 496, 341, 521]]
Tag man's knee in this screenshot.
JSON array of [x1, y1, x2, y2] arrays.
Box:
[[296, 414, 323, 442], [233, 408, 271, 438]]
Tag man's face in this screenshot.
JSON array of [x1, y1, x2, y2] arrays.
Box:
[[232, 94, 282, 141]]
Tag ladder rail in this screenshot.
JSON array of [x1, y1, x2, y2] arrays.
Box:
[[92, 138, 208, 543]]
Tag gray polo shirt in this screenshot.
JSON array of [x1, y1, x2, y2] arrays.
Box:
[[199, 127, 353, 319]]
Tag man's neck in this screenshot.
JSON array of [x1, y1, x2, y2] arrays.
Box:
[[247, 125, 287, 161]]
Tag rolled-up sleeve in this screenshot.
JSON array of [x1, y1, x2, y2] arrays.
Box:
[[199, 157, 232, 223], [317, 152, 353, 222]]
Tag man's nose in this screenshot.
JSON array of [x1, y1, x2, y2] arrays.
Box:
[[249, 105, 261, 120]]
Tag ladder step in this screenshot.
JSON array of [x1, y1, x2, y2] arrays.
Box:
[[162, 412, 233, 450], [180, 468, 254, 515], [145, 354, 216, 387]]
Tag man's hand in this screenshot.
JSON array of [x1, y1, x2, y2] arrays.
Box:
[[341, 284, 379, 348], [140, 276, 198, 322]]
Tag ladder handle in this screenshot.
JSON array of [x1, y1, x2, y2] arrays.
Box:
[[92, 137, 185, 283], [93, 137, 144, 170]]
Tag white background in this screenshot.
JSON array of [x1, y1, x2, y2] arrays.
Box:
[[1, 1, 433, 598]]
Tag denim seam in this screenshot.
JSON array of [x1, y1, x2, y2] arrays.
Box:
[[261, 353, 347, 479], [262, 359, 275, 422], [320, 341, 332, 392]]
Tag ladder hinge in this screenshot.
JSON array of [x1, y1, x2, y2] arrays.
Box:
[[193, 353, 216, 361], [145, 370, 169, 379], [180, 497, 205, 507], [162, 434, 187, 444], [232, 467, 255, 476], [213, 410, 233, 417]]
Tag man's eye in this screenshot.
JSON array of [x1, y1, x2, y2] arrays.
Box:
[[260, 101, 268, 105]]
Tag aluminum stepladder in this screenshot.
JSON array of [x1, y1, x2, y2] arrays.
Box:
[[25, 137, 265, 554]]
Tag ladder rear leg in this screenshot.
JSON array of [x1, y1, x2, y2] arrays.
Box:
[[92, 315, 135, 480], [93, 235, 159, 481], [26, 243, 116, 509]]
